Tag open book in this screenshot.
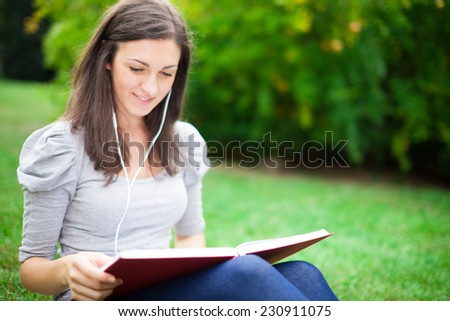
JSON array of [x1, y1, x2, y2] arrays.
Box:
[[103, 228, 332, 298]]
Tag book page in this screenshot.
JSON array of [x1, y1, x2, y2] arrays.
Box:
[[235, 229, 331, 260], [101, 247, 237, 272], [118, 247, 238, 259]]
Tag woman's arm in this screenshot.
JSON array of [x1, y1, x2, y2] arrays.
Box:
[[20, 252, 122, 300], [175, 232, 206, 248]]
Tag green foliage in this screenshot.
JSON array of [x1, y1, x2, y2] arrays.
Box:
[[31, 0, 116, 82], [31, 0, 450, 180], [174, 0, 450, 180], [0, 0, 53, 80]]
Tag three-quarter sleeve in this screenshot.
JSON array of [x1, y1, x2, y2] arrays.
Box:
[[17, 121, 78, 262], [173, 121, 210, 236]]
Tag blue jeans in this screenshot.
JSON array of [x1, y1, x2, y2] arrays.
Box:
[[114, 255, 338, 301]]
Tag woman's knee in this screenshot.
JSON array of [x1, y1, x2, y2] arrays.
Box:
[[227, 256, 322, 280], [224, 255, 275, 280], [274, 260, 338, 301], [228, 254, 272, 269], [275, 260, 324, 278], [218, 255, 309, 300]]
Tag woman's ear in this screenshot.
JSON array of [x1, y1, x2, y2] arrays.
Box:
[[106, 63, 111, 71]]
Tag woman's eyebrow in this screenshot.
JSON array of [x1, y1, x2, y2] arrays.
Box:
[[127, 59, 178, 70], [128, 58, 149, 67]]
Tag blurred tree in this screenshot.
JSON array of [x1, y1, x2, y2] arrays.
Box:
[[0, 0, 53, 81], [30, 0, 450, 181], [174, 0, 450, 180], [29, 0, 116, 82]]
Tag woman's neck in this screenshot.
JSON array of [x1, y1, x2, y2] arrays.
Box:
[[116, 113, 149, 141]]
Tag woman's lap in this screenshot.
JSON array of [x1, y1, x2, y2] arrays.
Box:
[[113, 255, 338, 301]]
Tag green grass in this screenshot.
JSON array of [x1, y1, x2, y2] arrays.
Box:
[[0, 79, 449, 301], [203, 168, 450, 300], [0, 79, 65, 300]]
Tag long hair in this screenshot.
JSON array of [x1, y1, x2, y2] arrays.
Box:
[[64, 0, 191, 182]]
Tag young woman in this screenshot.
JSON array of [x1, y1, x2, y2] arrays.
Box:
[[17, 0, 338, 301]]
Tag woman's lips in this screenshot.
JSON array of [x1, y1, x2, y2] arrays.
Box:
[[133, 93, 155, 104]]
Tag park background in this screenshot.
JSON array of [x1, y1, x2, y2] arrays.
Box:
[[0, 0, 449, 300]]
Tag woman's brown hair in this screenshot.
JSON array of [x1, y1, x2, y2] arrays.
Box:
[[64, 0, 191, 182]]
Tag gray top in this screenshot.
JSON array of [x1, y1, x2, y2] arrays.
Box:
[[17, 120, 209, 264]]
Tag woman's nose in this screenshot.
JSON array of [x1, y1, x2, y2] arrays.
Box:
[[141, 74, 158, 97]]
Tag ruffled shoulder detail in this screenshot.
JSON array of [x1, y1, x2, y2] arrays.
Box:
[[17, 121, 78, 195], [174, 121, 210, 185]]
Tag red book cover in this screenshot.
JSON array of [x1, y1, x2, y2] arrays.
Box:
[[103, 248, 236, 299], [103, 229, 332, 299]]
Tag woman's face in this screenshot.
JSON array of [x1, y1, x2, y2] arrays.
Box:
[[107, 38, 181, 125]]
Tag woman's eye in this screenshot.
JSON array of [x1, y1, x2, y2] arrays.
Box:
[[161, 72, 173, 77], [130, 67, 143, 72]]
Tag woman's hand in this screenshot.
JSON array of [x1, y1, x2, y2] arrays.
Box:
[[20, 252, 122, 300], [63, 252, 122, 301]]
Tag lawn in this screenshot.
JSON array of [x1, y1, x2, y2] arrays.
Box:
[[0, 79, 449, 301]]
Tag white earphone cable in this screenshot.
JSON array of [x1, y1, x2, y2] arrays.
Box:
[[112, 89, 172, 255]]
